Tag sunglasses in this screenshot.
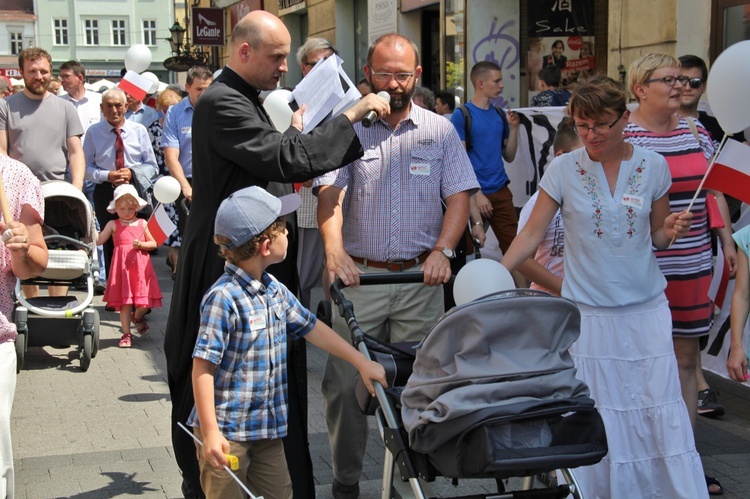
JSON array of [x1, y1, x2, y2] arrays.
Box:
[[685, 77, 704, 89]]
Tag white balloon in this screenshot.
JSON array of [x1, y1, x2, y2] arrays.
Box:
[[262, 89, 294, 132], [124, 44, 152, 73], [453, 259, 515, 306], [153, 176, 182, 204], [141, 71, 160, 94], [707, 40, 750, 134]]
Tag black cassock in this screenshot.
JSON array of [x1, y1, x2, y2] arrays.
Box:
[[165, 67, 363, 498]]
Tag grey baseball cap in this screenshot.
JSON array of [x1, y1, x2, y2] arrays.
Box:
[[214, 186, 300, 249]]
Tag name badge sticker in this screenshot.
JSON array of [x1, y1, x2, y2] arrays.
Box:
[[410, 162, 430, 176], [621, 194, 644, 210], [248, 314, 266, 331], [181, 126, 192, 136]]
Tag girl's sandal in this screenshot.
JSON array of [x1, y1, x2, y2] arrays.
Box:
[[119, 333, 132, 348], [132, 313, 150, 336]]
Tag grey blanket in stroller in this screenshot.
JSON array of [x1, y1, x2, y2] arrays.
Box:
[[401, 290, 605, 477]]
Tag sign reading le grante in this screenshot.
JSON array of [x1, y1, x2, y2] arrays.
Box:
[[193, 7, 225, 46]]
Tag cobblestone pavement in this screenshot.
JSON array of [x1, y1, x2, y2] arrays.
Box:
[[11, 254, 750, 498]]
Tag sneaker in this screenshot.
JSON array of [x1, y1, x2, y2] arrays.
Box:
[[94, 279, 106, 295], [332, 479, 359, 499], [698, 387, 725, 418]]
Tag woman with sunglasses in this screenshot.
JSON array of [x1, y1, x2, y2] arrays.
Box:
[[502, 74, 705, 498], [625, 53, 736, 497]]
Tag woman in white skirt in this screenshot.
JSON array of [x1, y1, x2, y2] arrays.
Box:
[[501, 75, 707, 498]]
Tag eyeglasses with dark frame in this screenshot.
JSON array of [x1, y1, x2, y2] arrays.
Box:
[[645, 75, 691, 87], [573, 111, 625, 136], [368, 66, 416, 84]]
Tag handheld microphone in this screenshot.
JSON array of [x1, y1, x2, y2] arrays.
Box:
[[362, 91, 390, 127]]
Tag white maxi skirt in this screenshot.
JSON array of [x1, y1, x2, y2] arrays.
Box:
[[570, 294, 707, 499]]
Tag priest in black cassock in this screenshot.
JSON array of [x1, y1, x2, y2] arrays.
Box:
[[164, 10, 390, 499]]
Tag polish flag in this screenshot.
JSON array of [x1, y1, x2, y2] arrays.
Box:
[[147, 204, 176, 246], [118, 70, 152, 101], [704, 138, 750, 205], [708, 243, 730, 309]]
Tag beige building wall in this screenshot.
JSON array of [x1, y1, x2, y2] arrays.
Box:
[[307, 0, 336, 43], [608, 0, 711, 97]]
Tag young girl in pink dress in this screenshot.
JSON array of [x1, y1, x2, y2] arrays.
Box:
[[96, 185, 162, 348]]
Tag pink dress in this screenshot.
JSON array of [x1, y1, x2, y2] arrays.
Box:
[[103, 219, 163, 311]]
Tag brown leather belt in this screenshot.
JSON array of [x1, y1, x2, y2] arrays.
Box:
[[350, 251, 430, 272]]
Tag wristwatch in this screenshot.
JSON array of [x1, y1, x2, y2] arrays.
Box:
[[433, 246, 456, 259]]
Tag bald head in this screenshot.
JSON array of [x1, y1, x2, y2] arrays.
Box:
[[228, 10, 291, 90], [231, 10, 287, 50]]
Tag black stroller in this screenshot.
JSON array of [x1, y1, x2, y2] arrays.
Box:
[[328, 272, 608, 499]]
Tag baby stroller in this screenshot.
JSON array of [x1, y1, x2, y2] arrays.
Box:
[[13, 180, 100, 372], [329, 272, 608, 499]]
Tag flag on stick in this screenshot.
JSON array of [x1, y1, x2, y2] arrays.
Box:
[[147, 204, 176, 246], [119, 70, 152, 101], [704, 138, 750, 205]]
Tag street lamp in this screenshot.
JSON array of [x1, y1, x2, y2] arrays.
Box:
[[164, 20, 208, 72]]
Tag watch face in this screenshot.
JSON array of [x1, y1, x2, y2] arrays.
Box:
[[442, 248, 454, 258]]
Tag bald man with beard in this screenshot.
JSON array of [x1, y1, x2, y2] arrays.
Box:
[[164, 11, 389, 498]]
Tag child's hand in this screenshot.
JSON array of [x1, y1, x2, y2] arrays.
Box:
[[358, 359, 387, 396], [727, 346, 748, 383], [133, 239, 142, 249], [202, 430, 230, 469]]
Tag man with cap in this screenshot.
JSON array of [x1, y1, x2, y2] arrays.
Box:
[[164, 9, 389, 498], [188, 185, 385, 499]]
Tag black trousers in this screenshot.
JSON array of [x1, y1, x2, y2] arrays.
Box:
[[93, 182, 119, 277]]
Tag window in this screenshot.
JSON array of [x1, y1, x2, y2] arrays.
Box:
[[711, 0, 750, 61], [112, 19, 126, 46], [54, 19, 69, 46], [10, 32, 23, 55], [84, 19, 99, 45], [143, 20, 157, 46]]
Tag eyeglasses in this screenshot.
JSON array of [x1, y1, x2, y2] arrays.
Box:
[[58, 73, 76, 80], [369, 69, 415, 84], [573, 111, 624, 136], [645, 75, 691, 87], [304, 59, 322, 67]]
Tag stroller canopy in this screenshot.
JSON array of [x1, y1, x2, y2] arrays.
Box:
[[401, 291, 592, 454]]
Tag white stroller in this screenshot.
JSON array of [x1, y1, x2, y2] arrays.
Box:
[[13, 181, 100, 371]]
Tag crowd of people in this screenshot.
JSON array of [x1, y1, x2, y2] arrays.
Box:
[[0, 8, 747, 499]]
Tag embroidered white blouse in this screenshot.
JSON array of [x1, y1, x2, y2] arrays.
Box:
[[539, 145, 671, 307]]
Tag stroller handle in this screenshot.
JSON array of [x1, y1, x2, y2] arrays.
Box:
[[330, 271, 425, 301]]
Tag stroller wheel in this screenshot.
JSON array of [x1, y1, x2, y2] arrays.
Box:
[[15, 331, 26, 373], [80, 334, 92, 372]]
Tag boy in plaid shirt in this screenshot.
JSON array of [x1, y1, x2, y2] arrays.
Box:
[[187, 186, 386, 499]]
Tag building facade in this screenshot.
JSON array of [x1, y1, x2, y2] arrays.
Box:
[[0, 0, 35, 80], [33, 0, 174, 81]]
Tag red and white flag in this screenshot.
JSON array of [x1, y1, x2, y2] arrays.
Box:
[[708, 242, 730, 309], [118, 70, 151, 101], [147, 204, 176, 246], [704, 138, 750, 205]]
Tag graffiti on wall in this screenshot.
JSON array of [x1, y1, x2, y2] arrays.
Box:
[[471, 18, 520, 108]]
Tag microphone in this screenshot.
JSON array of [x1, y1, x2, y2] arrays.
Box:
[[362, 91, 390, 127]]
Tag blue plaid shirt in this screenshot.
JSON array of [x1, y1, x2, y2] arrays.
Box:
[[187, 264, 316, 441]]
